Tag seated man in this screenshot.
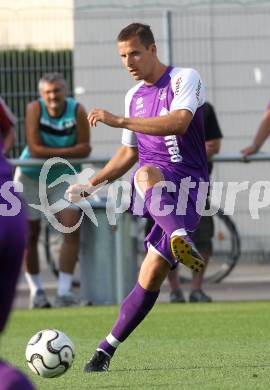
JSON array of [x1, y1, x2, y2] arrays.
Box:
[[15, 73, 91, 308]]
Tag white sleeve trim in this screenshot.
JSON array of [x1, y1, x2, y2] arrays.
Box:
[[122, 129, 138, 147], [169, 67, 205, 115], [121, 82, 143, 147]]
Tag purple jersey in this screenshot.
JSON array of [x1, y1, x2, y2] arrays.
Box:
[[122, 66, 208, 183], [0, 104, 26, 334]]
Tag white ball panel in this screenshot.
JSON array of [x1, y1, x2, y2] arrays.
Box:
[[59, 346, 74, 364]]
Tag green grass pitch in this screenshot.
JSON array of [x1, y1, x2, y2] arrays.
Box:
[[1, 302, 270, 389]]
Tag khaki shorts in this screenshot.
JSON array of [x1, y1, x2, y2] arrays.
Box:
[[14, 168, 79, 220]]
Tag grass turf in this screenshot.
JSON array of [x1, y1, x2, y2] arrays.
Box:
[[1, 302, 270, 389]]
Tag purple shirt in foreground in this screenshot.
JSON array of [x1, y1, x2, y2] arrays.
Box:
[[122, 66, 208, 183]]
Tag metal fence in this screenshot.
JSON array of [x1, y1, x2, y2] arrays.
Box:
[[0, 50, 73, 157], [9, 153, 270, 264], [0, 1, 74, 157], [1, 1, 270, 263], [74, 0, 270, 155], [73, 0, 270, 262]]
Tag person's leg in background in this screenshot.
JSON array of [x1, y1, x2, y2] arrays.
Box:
[[162, 216, 214, 303], [24, 219, 51, 308], [189, 215, 213, 302], [167, 267, 185, 303], [54, 207, 81, 307], [14, 170, 51, 309], [39, 180, 82, 308], [16, 171, 82, 309]]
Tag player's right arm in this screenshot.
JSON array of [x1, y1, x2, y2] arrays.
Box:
[[91, 145, 138, 186], [66, 145, 138, 202]]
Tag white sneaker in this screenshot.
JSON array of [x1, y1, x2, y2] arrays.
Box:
[[29, 289, 51, 309], [54, 292, 80, 307]]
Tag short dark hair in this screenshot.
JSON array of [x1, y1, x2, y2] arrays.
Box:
[[117, 23, 155, 48]]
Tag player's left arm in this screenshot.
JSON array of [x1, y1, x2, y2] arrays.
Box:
[[88, 69, 204, 136], [123, 109, 193, 136], [88, 106, 192, 136]]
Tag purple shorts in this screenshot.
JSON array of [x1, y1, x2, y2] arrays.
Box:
[[129, 166, 203, 268]]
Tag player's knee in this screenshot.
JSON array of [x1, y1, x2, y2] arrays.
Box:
[[136, 165, 163, 191], [136, 165, 161, 180]]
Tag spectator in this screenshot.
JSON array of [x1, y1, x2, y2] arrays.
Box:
[[0, 97, 36, 389], [15, 73, 91, 308], [241, 101, 270, 156]]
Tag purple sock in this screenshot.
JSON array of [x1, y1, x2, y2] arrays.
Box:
[[98, 282, 159, 357], [0, 361, 36, 390], [144, 187, 185, 237]]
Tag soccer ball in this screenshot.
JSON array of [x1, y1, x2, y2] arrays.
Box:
[[25, 329, 75, 378]]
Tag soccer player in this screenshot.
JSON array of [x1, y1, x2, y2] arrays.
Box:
[[15, 73, 91, 308], [67, 22, 208, 371], [0, 97, 36, 389]]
